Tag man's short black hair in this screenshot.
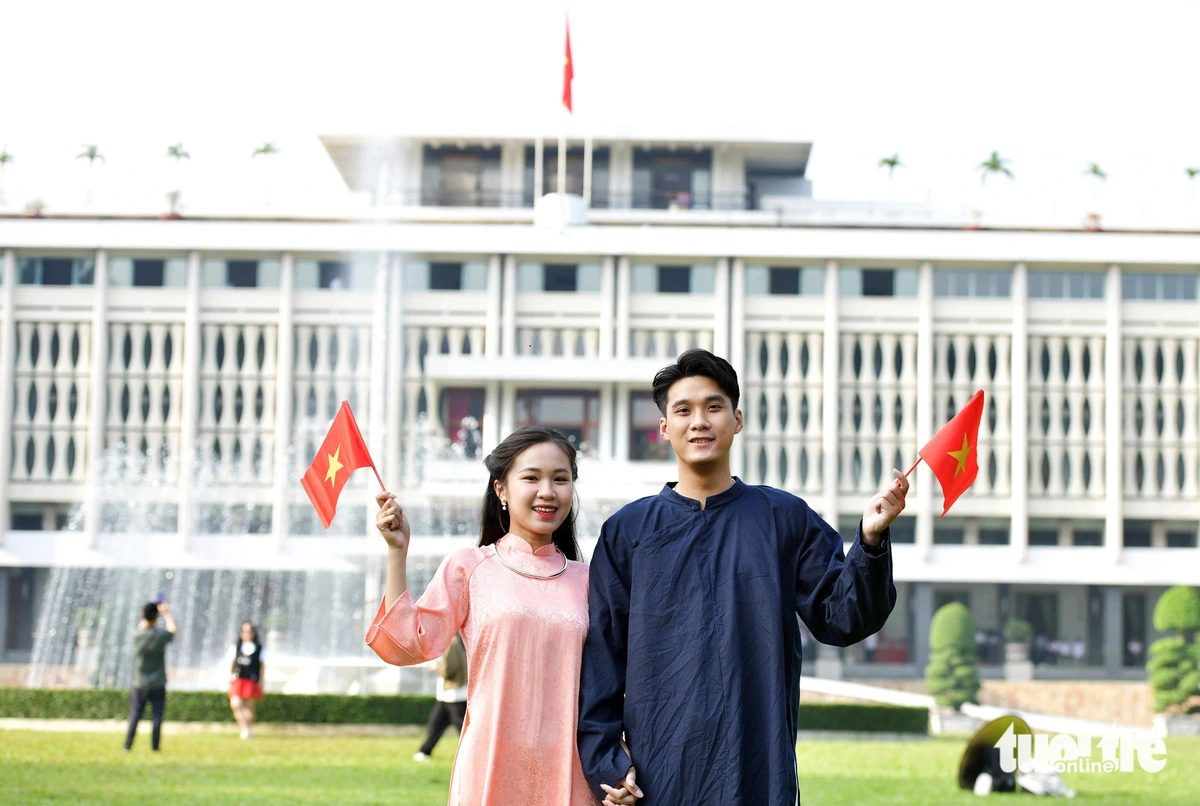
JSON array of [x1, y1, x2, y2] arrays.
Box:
[[142, 602, 159, 623], [652, 349, 740, 415]]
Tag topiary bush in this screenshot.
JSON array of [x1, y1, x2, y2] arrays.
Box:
[[925, 602, 979, 711], [1002, 618, 1032, 645], [1148, 586, 1200, 715]]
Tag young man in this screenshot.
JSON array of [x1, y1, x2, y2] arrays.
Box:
[[578, 349, 908, 805], [124, 600, 177, 752]]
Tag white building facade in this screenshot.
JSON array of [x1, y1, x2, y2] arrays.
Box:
[[1, 131, 1198, 686]]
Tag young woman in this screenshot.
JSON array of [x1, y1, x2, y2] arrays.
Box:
[[367, 426, 600, 806], [228, 621, 265, 739]]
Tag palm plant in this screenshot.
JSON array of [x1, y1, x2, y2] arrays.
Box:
[[879, 153, 903, 179], [1186, 167, 1199, 202], [167, 143, 190, 161], [976, 151, 1013, 185], [77, 144, 105, 204], [252, 142, 280, 206], [1084, 162, 1107, 181], [0, 146, 12, 204], [165, 143, 190, 213], [252, 142, 279, 159]]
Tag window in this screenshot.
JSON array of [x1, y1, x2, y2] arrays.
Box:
[[659, 266, 690, 293], [746, 265, 823, 296], [933, 520, 965, 544], [544, 264, 577, 292], [17, 257, 94, 286], [934, 269, 1013, 298], [1028, 519, 1059, 546], [422, 145, 503, 207], [5, 568, 38, 653], [979, 528, 1009, 545], [523, 146, 610, 206], [440, 388, 485, 458], [630, 392, 672, 461], [201, 259, 281, 288], [319, 261, 351, 289], [632, 148, 713, 209], [1122, 520, 1152, 548], [430, 263, 464, 290], [887, 517, 916, 544], [1122, 593, 1147, 667], [516, 390, 599, 455], [934, 590, 971, 611], [1073, 530, 1102, 547], [108, 257, 188, 287], [1122, 272, 1199, 301], [839, 267, 918, 298], [1028, 271, 1105, 299]]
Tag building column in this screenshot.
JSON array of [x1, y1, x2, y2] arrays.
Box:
[[821, 260, 840, 524], [485, 255, 502, 359], [912, 581, 934, 671], [615, 258, 631, 359], [730, 259, 746, 479], [614, 383, 631, 461], [915, 262, 935, 561], [1104, 586, 1123, 677], [0, 251, 17, 546], [271, 254, 296, 551], [533, 137, 544, 203], [598, 384, 615, 461], [483, 381, 500, 455], [501, 256, 517, 357], [582, 137, 593, 208], [83, 249, 110, 550], [599, 257, 615, 359], [713, 258, 730, 359], [500, 382, 516, 437], [176, 252, 203, 550], [385, 254, 405, 486], [1104, 264, 1123, 563], [1011, 263, 1029, 561], [367, 251, 390, 528]]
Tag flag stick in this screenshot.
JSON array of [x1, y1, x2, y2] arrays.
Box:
[[903, 457, 922, 478]]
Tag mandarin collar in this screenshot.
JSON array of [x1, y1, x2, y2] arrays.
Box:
[[659, 477, 747, 511], [498, 533, 560, 556]]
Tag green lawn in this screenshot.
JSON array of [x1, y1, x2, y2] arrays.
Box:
[[0, 730, 1196, 805]]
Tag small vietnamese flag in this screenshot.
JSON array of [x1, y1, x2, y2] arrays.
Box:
[[300, 401, 379, 529], [562, 18, 574, 113], [918, 389, 985, 517]]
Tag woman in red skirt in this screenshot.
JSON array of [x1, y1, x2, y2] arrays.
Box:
[[228, 621, 265, 739]]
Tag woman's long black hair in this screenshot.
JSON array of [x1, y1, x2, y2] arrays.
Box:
[[478, 426, 581, 561]]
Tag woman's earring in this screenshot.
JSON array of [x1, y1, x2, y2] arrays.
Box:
[[501, 500, 507, 511]]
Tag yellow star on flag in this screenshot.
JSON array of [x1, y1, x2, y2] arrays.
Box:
[[947, 434, 971, 477], [324, 445, 344, 487]]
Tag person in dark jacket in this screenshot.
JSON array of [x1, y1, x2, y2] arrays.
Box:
[[578, 350, 907, 805], [413, 632, 469, 761], [124, 601, 176, 751], [228, 621, 266, 739]]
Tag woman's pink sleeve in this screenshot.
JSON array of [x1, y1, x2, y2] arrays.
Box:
[[364, 551, 471, 667]]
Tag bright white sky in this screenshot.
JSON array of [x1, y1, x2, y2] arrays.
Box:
[[2, 0, 1198, 221]]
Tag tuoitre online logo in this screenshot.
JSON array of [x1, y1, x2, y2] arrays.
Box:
[[995, 724, 1168, 774]]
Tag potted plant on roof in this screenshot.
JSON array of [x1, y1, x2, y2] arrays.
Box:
[[160, 190, 184, 220], [1148, 585, 1200, 736], [252, 141, 280, 207], [926, 602, 983, 734], [1083, 162, 1106, 231], [878, 153, 903, 201], [77, 144, 105, 205], [0, 145, 12, 205], [162, 142, 190, 219], [968, 151, 1014, 229]]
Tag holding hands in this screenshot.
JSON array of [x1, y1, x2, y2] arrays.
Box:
[[601, 766, 643, 805], [375, 491, 411, 552], [861, 468, 909, 546]]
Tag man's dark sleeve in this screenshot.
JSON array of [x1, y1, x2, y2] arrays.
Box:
[[794, 507, 896, 646], [157, 629, 175, 648], [578, 522, 634, 798]]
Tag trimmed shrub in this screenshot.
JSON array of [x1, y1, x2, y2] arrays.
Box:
[[1002, 618, 1032, 645], [1148, 586, 1200, 715], [0, 689, 926, 734], [1153, 586, 1200, 635], [925, 602, 979, 711]]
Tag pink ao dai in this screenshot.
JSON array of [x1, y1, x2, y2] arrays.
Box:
[[366, 535, 599, 806]]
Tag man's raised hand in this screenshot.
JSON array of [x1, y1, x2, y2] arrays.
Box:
[[861, 468, 909, 545]]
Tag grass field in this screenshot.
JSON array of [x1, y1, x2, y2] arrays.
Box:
[[0, 730, 1196, 804]]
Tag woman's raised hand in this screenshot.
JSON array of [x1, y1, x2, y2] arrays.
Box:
[[375, 491, 411, 552]]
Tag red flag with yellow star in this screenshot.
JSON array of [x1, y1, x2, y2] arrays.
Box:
[[919, 389, 985, 517], [300, 401, 377, 529]]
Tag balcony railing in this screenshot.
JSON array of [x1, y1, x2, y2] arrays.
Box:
[[386, 187, 763, 211]]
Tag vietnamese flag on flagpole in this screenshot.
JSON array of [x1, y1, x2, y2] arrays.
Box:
[[562, 17, 574, 113], [300, 401, 384, 529], [913, 389, 985, 517]]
